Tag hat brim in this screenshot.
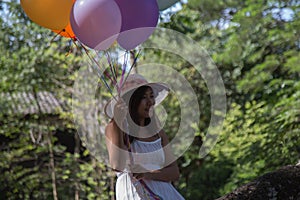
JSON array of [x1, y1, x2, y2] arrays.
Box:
[[104, 82, 170, 119]]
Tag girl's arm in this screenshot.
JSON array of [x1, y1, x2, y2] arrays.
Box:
[[134, 130, 180, 182], [105, 100, 129, 171]]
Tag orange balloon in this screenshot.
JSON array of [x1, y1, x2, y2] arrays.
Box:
[[20, 0, 74, 30], [52, 0, 76, 38], [52, 23, 76, 39]]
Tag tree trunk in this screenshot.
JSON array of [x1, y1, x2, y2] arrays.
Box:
[[47, 131, 58, 200], [74, 132, 80, 200], [110, 170, 115, 200]]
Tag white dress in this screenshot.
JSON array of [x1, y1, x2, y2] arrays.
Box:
[[115, 137, 185, 200]]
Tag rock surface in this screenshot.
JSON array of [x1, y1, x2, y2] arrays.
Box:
[[216, 165, 300, 200]]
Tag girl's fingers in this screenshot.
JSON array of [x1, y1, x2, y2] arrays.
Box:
[[133, 173, 144, 180]]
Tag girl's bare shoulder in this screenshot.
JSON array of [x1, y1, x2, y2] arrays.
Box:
[[105, 120, 117, 136]]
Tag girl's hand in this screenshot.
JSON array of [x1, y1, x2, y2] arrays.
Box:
[[130, 164, 150, 180], [133, 173, 146, 180]]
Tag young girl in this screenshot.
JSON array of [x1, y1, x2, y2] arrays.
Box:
[[105, 74, 185, 200]]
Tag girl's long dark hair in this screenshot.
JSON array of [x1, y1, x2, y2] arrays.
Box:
[[123, 85, 160, 144]]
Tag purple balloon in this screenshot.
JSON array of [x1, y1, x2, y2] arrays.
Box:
[[115, 0, 159, 50], [70, 0, 121, 50]]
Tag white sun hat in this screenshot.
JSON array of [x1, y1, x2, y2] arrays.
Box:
[[104, 74, 170, 119]]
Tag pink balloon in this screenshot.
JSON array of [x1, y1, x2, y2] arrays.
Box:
[[70, 0, 121, 50], [115, 0, 159, 50]]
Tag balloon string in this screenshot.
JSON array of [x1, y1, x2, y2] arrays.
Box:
[[105, 51, 118, 87], [118, 49, 141, 94], [110, 51, 119, 79], [129, 49, 140, 73], [90, 49, 117, 89], [50, 29, 64, 43], [73, 40, 117, 101], [119, 51, 129, 94], [65, 39, 73, 57]]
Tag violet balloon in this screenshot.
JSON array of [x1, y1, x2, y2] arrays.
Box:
[[115, 0, 159, 50], [70, 0, 121, 50]]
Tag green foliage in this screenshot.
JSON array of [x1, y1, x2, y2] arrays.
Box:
[[211, 99, 299, 194], [158, 0, 300, 199]]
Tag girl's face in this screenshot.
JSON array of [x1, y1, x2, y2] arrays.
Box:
[[137, 87, 155, 119]]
